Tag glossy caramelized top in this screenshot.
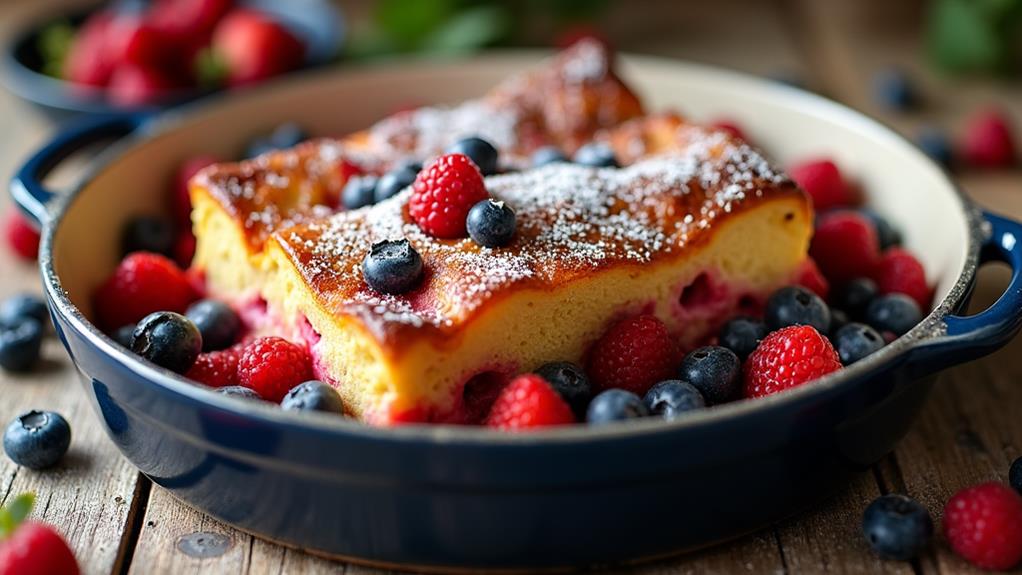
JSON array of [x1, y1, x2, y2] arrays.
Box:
[[274, 117, 805, 347], [194, 40, 644, 251]]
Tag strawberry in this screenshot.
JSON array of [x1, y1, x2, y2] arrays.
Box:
[[485, 374, 575, 430], [211, 9, 305, 87]]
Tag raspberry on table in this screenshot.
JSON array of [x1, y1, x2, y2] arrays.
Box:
[[962, 108, 1017, 168], [871, 248, 931, 310], [237, 337, 311, 402], [93, 252, 197, 331], [4, 210, 40, 262], [0, 494, 80, 575], [485, 374, 575, 430], [943, 482, 1022, 571], [809, 211, 881, 286], [744, 325, 842, 398], [788, 159, 854, 211], [587, 315, 677, 396], [408, 153, 489, 238]]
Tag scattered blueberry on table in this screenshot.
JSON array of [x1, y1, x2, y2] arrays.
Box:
[[0, 318, 43, 373], [0, 294, 48, 327], [862, 494, 933, 561], [3, 411, 71, 470], [872, 68, 917, 111], [916, 126, 953, 168]]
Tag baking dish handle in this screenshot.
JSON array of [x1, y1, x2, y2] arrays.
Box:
[[908, 210, 1022, 374], [9, 112, 150, 227]]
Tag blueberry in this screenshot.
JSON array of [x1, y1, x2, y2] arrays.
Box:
[[466, 199, 516, 248], [269, 122, 307, 149], [341, 175, 378, 210], [122, 215, 176, 258], [281, 380, 345, 414], [860, 209, 902, 250], [398, 160, 423, 173], [677, 346, 740, 404], [186, 300, 241, 352], [765, 286, 831, 333], [374, 166, 418, 203], [535, 361, 591, 417], [3, 410, 71, 470], [0, 294, 48, 326], [246, 137, 275, 158], [865, 294, 922, 336], [447, 137, 498, 175], [586, 389, 649, 424], [131, 311, 202, 374], [718, 316, 767, 360], [862, 494, 933, 561], [218, 386, 262, 401], [531, 146, 567, 167], [833, 322, 885, 364], [1011, 457, 1022, 495], [114, 325, 136, 348], [0, 318, 43, 372], [643, 380, 705, 420], [362, 239, 423, 295], [872, 68, 917, 111], [916, 126, 952, 168], [573, 142, 618, 168], [835, 278, 878, 319]]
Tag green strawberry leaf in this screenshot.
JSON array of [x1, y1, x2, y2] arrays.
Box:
[[0, 493, 35, 540]]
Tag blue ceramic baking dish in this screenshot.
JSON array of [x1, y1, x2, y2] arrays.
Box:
[[10, 53, 1022, 571]]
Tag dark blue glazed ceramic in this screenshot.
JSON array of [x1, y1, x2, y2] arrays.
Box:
[[10, 55, 1022, 571]]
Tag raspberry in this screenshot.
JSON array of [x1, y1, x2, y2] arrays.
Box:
[[788, 159, 854, 211], [744, 325, 842, 398], [872, 248, 931, 310], [795, 257, 830, 300], [174, 232, 196, 268], [4, 211, 40, 261], [172, 155, 219, 226], [0, 522, 80, 575], [93, 252, 196, 330], [809, 211, 881, 286], [587, 315, 677, 396], [408, 153, 489, 238], [962, 109, 1016, 168], [944, 482, 1022, 570], [186, 347, 241, 388], [710, 119, 747, 141], [237, 337, 311, 402], [485, 374, 575, 430]]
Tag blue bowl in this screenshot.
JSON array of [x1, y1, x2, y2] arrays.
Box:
[[9, 54, 1022, 570]]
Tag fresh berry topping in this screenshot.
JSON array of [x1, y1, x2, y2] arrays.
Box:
[[281, 381, 345, 414], [341, 176, 378, 210], [173, 231, 196, 268], [172, 155, 219, 226], [833, 322, 885, 365], [246, 123, 308, 157], [107, 63, 178, 107], [789, 159, 853, 211], [212, 9, 305, 87], [237, 337, 312, 402], [828, 308, 850, 335], [186, 347, 241, 388], [0, 294, 47, 327], [586, 389, 649, 424], [859, 209, 902, 251], [64, 11, 115, 87], [4, 211, 40, 262], [362, 239, 424, 295], [744, 325, 842, 398], [587, 315, 676, 396], [643, 380, 705, 420], [865, 294, 922, 337], [710, 119, 747, 141], [446, 137, 499, 176], [131, 311, 202, 374], [409, 153, 489, 238], [0, 495, 79, 575], [764, 285, 832, 333], [573, 142, 618, 168], [834, 277, 879, 320], [374, 166, 418, 203], [810, 211, 881, 286], [1011, 457, 1022, 495], [93, 252, 196, 330], [114, 325, 136, 348], [944, 482, 1022, 570], [677, 346, 740, 404], [218, 385, 263, 400], [0, 319, 43, 373], [916, 126, 953, 168], [531, 146, 567, 167], [795, 258, 830, 300], [399, 160, 424, 173], [121, 215, 176, 258], [3, 411, 71, 470], [962, 109, 1017, 168], [872, 248, 931, 310], [718, 316, 768, 360], [485, 374, 575, 430], [185, 300, 240, 352], [466, 199, 516, 248], [861, 494, 933, 561], [535, 361, 591, 417], [872, 68, 917, 111]]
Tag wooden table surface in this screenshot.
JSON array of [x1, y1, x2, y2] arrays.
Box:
[[2, 0, 1021, 573]]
